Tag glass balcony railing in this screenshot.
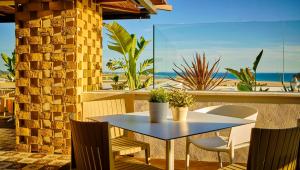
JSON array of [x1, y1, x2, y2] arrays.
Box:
[[152, 21, 300, 92]]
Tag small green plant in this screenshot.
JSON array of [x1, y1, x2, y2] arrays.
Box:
[[169, 89, 193, 107], [282, 76, 299, 92], [1, 51, 15, 81], [110, 75, 127, 90], [111, 75, 119, 84], [149, 88, 169, 103], [225, 50, 268, 91], [281, 80, 294, 92]]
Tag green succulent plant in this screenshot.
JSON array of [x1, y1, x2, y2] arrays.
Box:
[[225, 49, 268, 91], [111, 75, 119, 84], [169, 89, 193, 107], [149, 88, 169, 103]]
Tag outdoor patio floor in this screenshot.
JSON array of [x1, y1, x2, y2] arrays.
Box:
[[0, 128, 234, 170]]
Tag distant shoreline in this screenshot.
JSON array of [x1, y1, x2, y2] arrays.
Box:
[[103, 72, 298, 82]]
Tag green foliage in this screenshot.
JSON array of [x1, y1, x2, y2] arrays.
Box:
[[225, 50, 268, 92], [171, 53, 226, 90], [169, 89, 194, 107], [1, 51, 15, 81], [104, 22, 153, 90], [149, 88, 169, 103], [111, 75, 119, 84], [110, 75, 127, 90]]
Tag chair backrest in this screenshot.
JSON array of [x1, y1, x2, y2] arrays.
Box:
[[82, 99, 127, 138], [247, 126, 300, 170], [70, 113, 114, 170], [194, 105, 258, 146]]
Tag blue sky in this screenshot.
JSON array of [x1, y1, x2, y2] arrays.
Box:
[[1, 0, 300, 72]]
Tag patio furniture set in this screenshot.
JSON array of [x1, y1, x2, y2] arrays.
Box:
[[70, 99, 300, 170]]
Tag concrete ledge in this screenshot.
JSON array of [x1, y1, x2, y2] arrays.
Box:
[[82, 90, 300, 104]]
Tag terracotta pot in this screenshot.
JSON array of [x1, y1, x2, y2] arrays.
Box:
[[171, 106, 188, 121], [149, 102, 169, 123]]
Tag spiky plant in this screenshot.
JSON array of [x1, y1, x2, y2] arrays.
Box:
[[170, 53, 226, 90]]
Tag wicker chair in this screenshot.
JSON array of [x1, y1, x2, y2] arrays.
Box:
[[70, 113, 160, 170], [186, 105, 258, 168], [82, 99, 150, 164], [219, 124, 300, 170]]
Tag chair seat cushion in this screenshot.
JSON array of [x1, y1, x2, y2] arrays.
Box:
[[115, 158, 161, 170], [112, 137, 149, 156], [218, 164, 246, 170], [190, 136, 229, 151]]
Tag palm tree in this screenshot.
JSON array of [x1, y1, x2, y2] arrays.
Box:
[[104, 21, 153, 90]]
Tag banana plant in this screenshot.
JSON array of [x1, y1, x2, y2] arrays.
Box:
[[225, 50, 268, 91], [1, 51, 15, 81], [104, 21, 153, 90]]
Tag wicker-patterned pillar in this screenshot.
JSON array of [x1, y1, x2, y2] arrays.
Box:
[[14, 0, 102, 154]]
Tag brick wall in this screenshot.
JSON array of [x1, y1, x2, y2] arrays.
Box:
[[14, 0, 102, 154]]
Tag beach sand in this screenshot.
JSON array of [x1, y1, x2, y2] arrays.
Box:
[[102, 77, 291, 92]]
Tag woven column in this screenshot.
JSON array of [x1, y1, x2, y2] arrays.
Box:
[[14, 0, 102, 154]]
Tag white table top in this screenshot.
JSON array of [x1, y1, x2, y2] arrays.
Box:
[[89, 111, 255, 140]]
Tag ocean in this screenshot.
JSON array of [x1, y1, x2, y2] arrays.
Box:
[[154, 72, 298, 82]]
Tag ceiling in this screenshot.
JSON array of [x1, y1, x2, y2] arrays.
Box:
[[0, 0, 170, 22]]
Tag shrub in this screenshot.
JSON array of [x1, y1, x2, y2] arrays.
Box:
[[169, 89, 193, 107], [149, 88, 169, 103]]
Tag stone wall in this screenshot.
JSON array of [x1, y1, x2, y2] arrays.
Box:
[[14, 0, 102, 154], [134, 100, 300, 163]]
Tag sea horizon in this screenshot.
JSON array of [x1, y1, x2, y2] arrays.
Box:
[[102, 71, 298, 82], [154, 72, 298, 82]]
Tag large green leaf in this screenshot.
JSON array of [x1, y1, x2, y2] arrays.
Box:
[[140, 58, 153, 71], [225, 68, 241, 80], [253, 49, 263, 72], [1, 53, 9, 64], [135, 36, 150, 60], [237, 82, 252, 91], [104, 22, 132, 55]]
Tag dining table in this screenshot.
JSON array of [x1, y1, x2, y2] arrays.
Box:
[[89, 111, 255, 170]]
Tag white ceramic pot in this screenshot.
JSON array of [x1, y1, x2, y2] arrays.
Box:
[[171, 106, 188, 121], [149, 102, 169, 123]]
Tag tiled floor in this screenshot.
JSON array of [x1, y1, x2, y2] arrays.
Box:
[[0, 151, 70, 169], [0, 126, 70, 169], [0, 128, 15, 151], [0, 127, 226, 170]]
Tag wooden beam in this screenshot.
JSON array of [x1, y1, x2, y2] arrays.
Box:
[[155, 4, 172, 11], [103, 13, 150, 20], [97, 0, 127, 5], [102, 4, 140, 13], [135, 0, 156, 14], [0, 13, 14, 23], [0, 1, 14, 6]]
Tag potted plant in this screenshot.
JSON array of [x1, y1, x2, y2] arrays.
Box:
[[149, 88, 169, 123], [111, 75, 126, 90], [169, 89, 193, 121]]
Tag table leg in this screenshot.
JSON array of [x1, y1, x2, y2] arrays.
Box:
[[166, 140, 174, 170]]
